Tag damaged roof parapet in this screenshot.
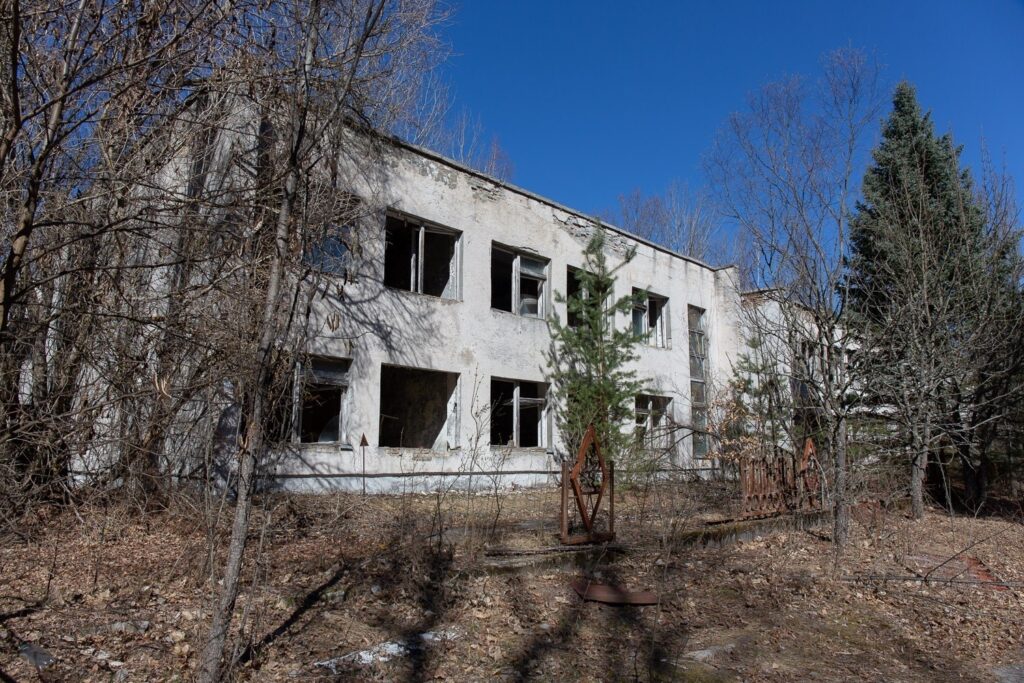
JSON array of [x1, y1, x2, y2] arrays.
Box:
[[361, 124, 734, 273]]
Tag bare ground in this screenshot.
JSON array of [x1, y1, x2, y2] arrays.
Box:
[[1, 483, 1023, 682]]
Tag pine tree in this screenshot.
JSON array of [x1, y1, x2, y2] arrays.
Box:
[[846, 82, 986, 323], [844, 81, 1022, 515], [545, 229, 646, 468]]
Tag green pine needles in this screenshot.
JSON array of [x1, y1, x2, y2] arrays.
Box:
[[545, 229, 647, 470]]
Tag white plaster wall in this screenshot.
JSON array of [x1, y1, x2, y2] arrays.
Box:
[[273, 140, 745, 491]]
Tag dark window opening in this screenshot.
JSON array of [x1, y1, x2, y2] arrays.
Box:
[[384, 216, 415, 290], [300, 385, 342, 443], [379, 365, 458, 449], [489, 378, 546, 447], [383, 214, 459, 298], [422, 230, 456, 296], [490, 379, 515, 446], [298, 357, 349, 444], [491, 248, 515, 311]]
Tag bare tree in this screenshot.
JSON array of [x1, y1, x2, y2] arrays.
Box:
[[605, 182, 722, 263], [845, 98, 1024, 518], [706, 48, 884, 548], [0, 0, 447, 679]]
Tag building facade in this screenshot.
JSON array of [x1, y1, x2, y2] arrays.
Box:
[[272, 139, 744, 491]]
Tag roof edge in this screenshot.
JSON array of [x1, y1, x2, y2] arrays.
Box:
[[379, 132, 736, 274]]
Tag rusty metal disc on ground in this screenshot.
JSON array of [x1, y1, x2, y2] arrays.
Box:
[[570, 578, 658, 605]]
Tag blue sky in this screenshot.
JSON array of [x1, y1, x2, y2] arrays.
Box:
[[439, 0, 1024, 218]]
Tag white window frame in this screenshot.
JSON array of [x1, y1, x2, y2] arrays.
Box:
[[385, 213, 462, 300], [490, 378, 550, 448], [635, 394, 671, 450], [295, 357, 350, 446], [633, 290, 671, 348], [493, 245, 548, 318]]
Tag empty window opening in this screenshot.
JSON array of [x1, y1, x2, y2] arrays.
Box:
[[635, 394, 671, 450], [491, 245, 548, 318], [299, 357, 350, 444], [383, 214, 459, 299], [491, 248, 515, 312], [566, 267, 583, 328], [633, 289, 669, 347], [490, 378, 548, 448], [379, 365, 459, 449]]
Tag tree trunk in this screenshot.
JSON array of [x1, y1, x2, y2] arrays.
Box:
[[832, 416, 849, 548], [197, 431, 258, 683], [910, 424, 929, 520]]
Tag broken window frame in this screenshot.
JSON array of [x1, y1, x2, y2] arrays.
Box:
[[378, 364, 460, 450], [491, 244, 549, 318], [303, 194, 363, 280], [632, 289, 670, 348], [688, 305, 710, 458], [295, 356, 351, 446], [489, 377, 549, 449], [383, 212, 461, 300], [635, 394, 671, 450]]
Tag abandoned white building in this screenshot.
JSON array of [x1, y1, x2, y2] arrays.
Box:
[[274, 137, 745, 492]]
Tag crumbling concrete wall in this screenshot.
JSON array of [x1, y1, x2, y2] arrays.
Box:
[[271, 137, 744, 492]]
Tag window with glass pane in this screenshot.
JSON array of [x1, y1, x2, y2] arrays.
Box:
[[635, 394, 671, 449], [632, 292, 648, 337], [688, 305, 710, 458], [491, 244, 548, 318]]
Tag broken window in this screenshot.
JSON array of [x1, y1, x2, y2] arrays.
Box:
[[632, 289, 669, 347], [688, 305, 709, 458], [491, 245, 548, 318], [305, 233, 351, 278], [383, 214, 460, 299], [490, 378, 548, 448], [379, 365, 459, 449], [304, 195, 362, 279], [635, 394, 671, 450], [299, 357, 350, 444]]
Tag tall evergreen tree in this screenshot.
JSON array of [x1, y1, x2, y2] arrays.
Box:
[[844, 82, 1023, 515], [846, 81, 986, 323], [545, 229, 646, 467]]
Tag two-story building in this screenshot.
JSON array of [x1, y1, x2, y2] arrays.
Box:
[[271, 137, 744, 492]]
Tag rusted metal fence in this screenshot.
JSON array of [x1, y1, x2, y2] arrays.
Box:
[[739, 438, 822, 518]]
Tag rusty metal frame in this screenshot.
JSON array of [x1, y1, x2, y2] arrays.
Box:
[[560, 424, 615, 545], [740, 437, 822, 519]]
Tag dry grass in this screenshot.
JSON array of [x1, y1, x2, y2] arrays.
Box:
[[1, 485, 1022, 681]]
